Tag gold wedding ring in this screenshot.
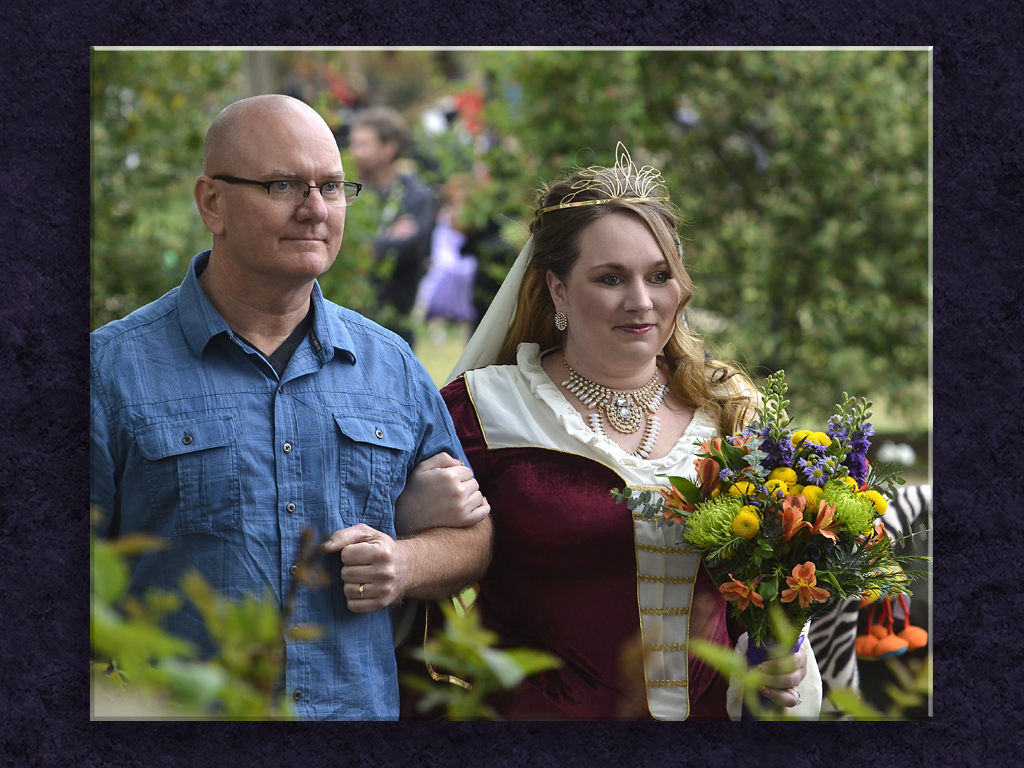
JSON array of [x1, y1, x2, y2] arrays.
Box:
[[359, 583, 365, 599]]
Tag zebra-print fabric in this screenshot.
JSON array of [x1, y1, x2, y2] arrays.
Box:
[[807, 484, 931, 715]]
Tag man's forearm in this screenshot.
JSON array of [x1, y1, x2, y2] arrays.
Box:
[[395, 516, 492, 601]]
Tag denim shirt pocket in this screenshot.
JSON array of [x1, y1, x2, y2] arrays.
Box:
[[333, 412, 412, 532], [135, 415, 241, 536]]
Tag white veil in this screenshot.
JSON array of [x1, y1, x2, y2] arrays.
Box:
[[445, 235, 535, 384]]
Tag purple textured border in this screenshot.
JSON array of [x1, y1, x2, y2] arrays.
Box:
[[2, 1, 1019, 765]]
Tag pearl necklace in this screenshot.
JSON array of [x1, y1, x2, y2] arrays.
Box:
[[562, 358, 668, 459]]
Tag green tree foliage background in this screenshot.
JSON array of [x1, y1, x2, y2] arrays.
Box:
[[90, 50, 381, 332], [472, 49, 930, 422], [91, 49, 929, 423], [91, 51, 245, 330]]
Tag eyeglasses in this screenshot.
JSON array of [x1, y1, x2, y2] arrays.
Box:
[[212, 175, 362, 206]]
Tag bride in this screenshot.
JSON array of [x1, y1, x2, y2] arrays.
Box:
[[417, 146, 821, 720]]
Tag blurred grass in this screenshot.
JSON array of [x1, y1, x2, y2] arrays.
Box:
[[412, 320, 472, 388]]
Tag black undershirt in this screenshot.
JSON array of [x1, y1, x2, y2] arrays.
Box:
[[236, 301, 315, 379]]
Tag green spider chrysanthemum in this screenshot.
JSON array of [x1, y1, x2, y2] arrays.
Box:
[[686, 496, 743, 549], [823, 480, 876, 533]]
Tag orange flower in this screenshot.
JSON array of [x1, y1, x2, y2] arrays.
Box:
[[806, 500, 842, 545], [661, 485, 694, 511], [695, 437, 727, 498], [780, 562, 830, 610], [780, 494, 809, 544], [859, 520, 887, 547], [720, 574, 765, 611], [662, 507, 687, 525], [730, 435, 754, 454], [660, 486, 691, 524]]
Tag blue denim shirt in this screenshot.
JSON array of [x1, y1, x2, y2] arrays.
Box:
[[90, 251, 468, 720]]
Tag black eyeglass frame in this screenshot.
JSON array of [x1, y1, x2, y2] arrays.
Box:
[[211, 174, 362, 204]]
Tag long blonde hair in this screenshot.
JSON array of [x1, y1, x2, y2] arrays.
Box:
[[495, 160, 755, 436]]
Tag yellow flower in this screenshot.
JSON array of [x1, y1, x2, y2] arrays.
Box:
[[863, 489, 888, 514], [840, 476, 859, 492], [809, 432, 832, 447], [768, 467, 799, 486], [729, 481, 756, 497], [732, 507, 761, 540], [801, 485, 824, 510], [790, 483, 805, 497], [765, 478, 788, 498], [791, 430, 813, 447]]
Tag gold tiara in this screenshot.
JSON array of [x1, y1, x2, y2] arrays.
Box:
[[537, 142, 670, 215]]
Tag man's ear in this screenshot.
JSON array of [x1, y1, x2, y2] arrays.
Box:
[[194, 175, 226, 236], [545, 270, 567, 313]]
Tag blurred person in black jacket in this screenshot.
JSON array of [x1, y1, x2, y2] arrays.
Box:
[[349, 107, 437, 347]]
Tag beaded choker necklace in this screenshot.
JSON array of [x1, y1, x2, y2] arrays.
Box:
[[561, 358, 668, 458]]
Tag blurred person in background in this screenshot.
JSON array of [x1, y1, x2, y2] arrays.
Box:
[[415, 174, 479, 344], [348, 106, 437, 347]]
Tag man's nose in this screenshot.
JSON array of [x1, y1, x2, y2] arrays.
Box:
[[297, 186, 331, 220]]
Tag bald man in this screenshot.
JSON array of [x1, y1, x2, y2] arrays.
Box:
[[91, 95, 491, 720]]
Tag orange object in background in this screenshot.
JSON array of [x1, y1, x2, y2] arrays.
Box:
[[857, 592, 927, 660]]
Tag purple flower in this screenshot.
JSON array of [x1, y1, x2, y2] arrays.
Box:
[[798, 457, 828, 486], [845, 451, 868, 484], [756, 427, 792, 466], [826, 415, 850, 443], [805, 440, 828, 456]]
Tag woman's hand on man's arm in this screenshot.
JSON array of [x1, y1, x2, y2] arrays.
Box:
[[394, 452, 490, 536]]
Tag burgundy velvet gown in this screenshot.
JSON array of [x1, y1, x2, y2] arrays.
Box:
[[440, 374, 737, 720]]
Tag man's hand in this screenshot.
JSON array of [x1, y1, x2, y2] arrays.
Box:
[[394, 452, 490, 536], [320, 524, 407, 614]]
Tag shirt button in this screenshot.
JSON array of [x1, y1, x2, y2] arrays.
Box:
[[289, 563, 298, 575], [375, 429, 384, 439], [279, 386, 285, 394], [292, 690, 302, 702], [286, 503, 296, 514], [283, 442, 292, 453], [182, 435, 193, 445]]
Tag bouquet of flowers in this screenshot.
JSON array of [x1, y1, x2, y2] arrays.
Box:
[[621, 371, 924, 653]]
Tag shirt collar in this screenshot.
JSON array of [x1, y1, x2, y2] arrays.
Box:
[[177, 251, 357, 365], [178, 251, 232, 358], [308, 281, 357, 365]]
